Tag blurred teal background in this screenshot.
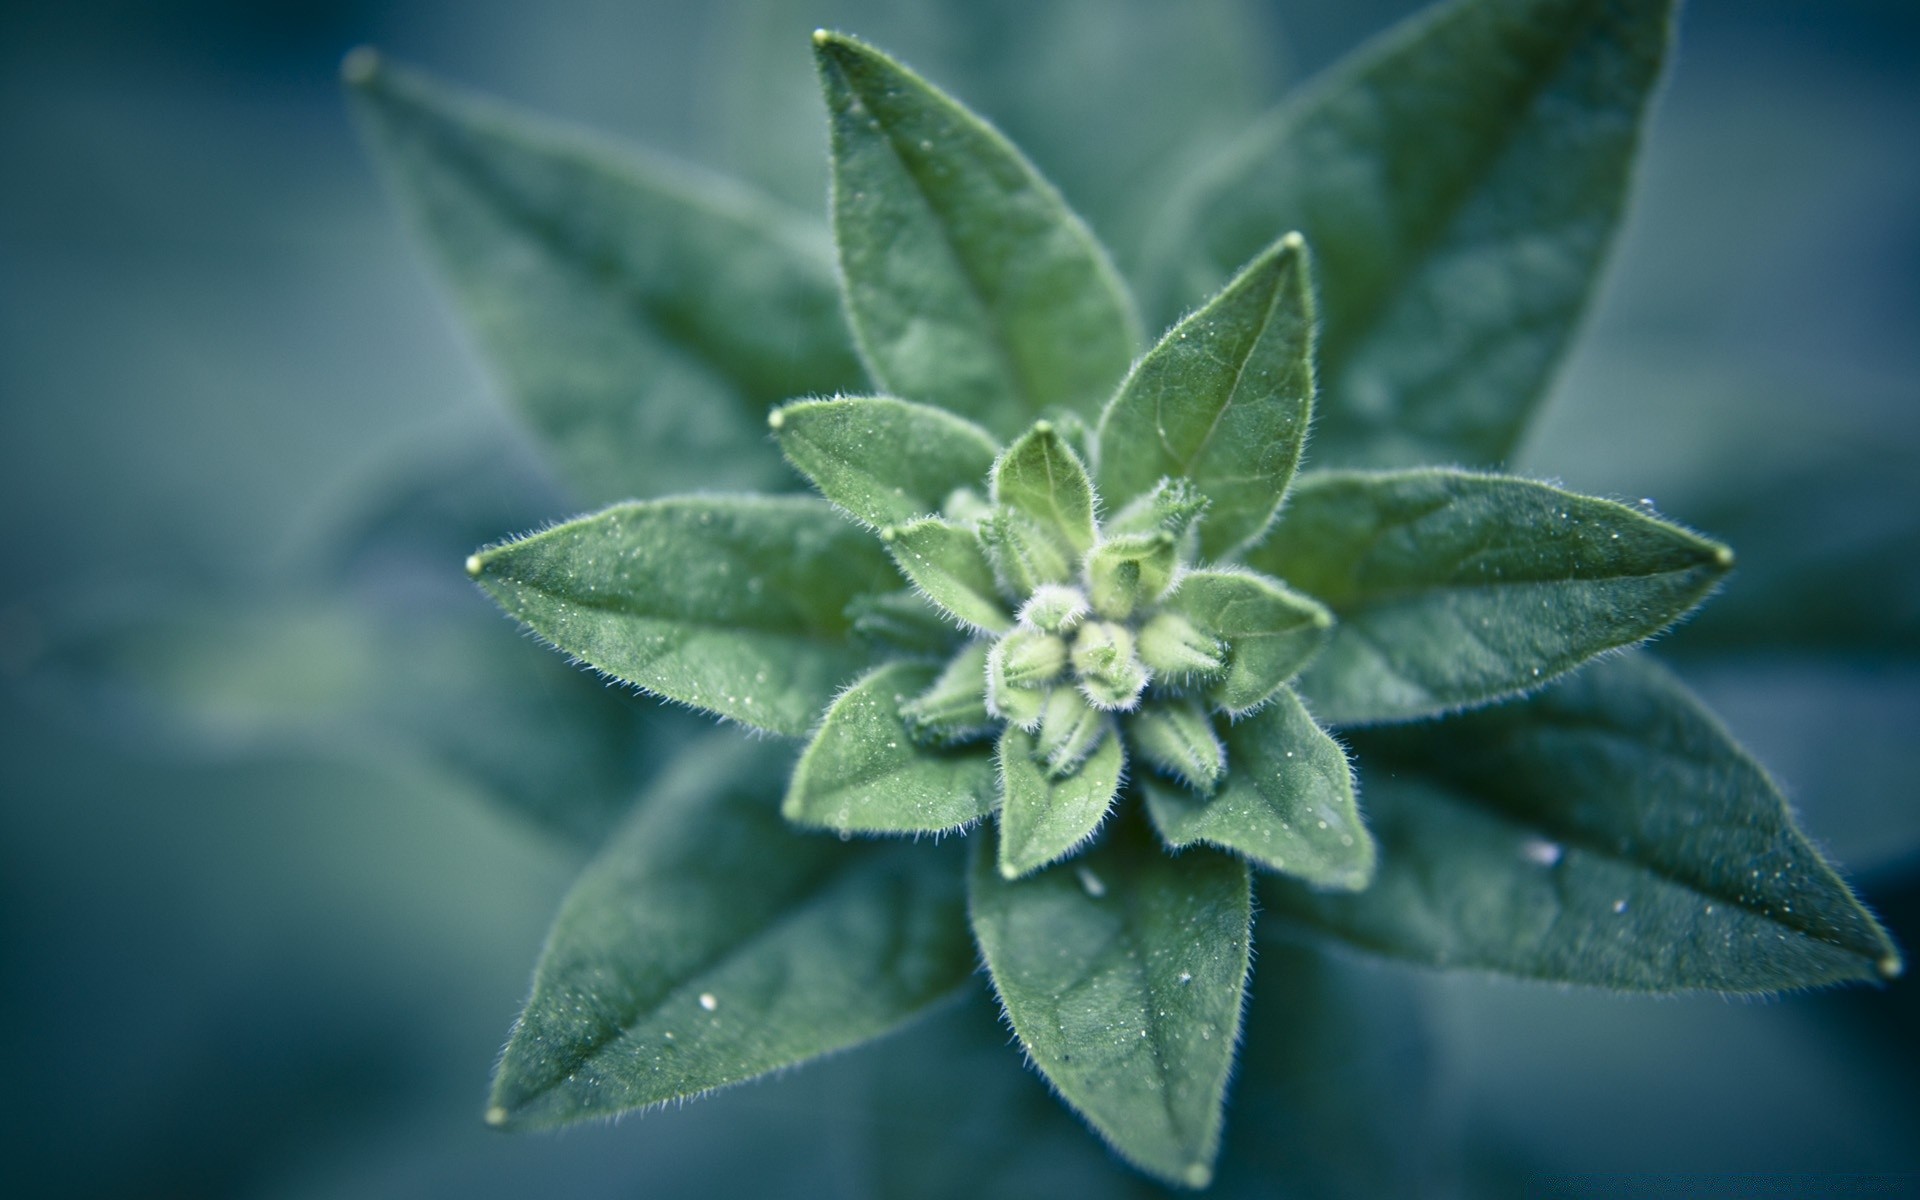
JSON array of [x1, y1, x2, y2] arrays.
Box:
[[2, 0, 1917, 1195]]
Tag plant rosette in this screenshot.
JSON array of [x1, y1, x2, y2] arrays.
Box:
[[349, 2, 1901, 1190]]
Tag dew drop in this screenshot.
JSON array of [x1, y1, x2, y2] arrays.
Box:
[[699, 993, 719, 1012]]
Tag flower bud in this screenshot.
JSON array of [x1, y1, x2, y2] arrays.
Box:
[[1018, 583, 1090, 634], [1071, 621, 1149, 710], [899, 642, 994, 745], [1136, 611, 1225, 681], [1126, 700, 1225, 792], [1085, 530, 1177, 620], [1037, 687, 1109, 777]]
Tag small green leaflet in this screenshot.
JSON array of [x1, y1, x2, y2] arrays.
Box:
[[815, 31, 1140, 436], [469, 496, 895, 736], [1145, 687, 1373, 889], [1264, 654, 1903, 991], [994, 421, 1098, 558], [786, 661, 998, 835], [996, 724, 1124, 879], [1250, 469, 1732, 724], [1144, 0, 1676, 469], [1167, 569, 1331, 716], [487, 735, 975, 1129], [885, 518, 1013, 634], [771, 395, 1000, 529], [346, 52, 862, 505], [1098, 233, 1316, 560], [970, 815, 1251, 1189]]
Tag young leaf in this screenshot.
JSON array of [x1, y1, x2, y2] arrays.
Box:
[[969, 814, 1251, 1189], [885, 518, 1013, 634], [1143, 0, 1676, 469], [1144, 687, 1373, 889], [1263, 653, 1903, 991], [1098, 233, 1316, 558], [346, 52, 862, 504], [469, 496, 895, 735], [771, 395, 1000, 529], [1249, 469, 1733, 725], [1167, 569, 1332, 716], [993, 421, 1098, 557], [488, 735, 974, 1129], [996, 724, 1124, 879], [815, 31, 1140, 436], [786, 661, 998, 835]]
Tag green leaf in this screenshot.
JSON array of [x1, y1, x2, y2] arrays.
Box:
[[469, 496, 895, 735], [815, 31, 1140, 436], [1098, 233, 1315, 559], [1250, 469, 1733, 725], [1144, 687, 1372, 889], [345, 52, 862, 504], [993, 421, 1098, 557], [488, 734, 975, 1128], [969, 813, 1251, 1189], [885, 518, 1013, 634], [771, 395, 1001, 529], [1167, 569, 1331, 716], [1264, 653, 1903, 991], [996, 724, 1123, 879], [785, 661, 998, 835], [1143, 0, 1676, 468]]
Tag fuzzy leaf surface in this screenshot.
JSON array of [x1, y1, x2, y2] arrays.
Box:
[[886, 518, 1013, 633], [817, 32, 1139, 436], [1145, 687, 1372, 889], [1250, 469, 1732, 724], [1098, 235, 1315, 558], [970, 814, 1251, 1188], [786, 661, 998, 834], [996, 724, 1124, 879], [488, 736, 974, 1128], [1167, 569, 1331, 716], [470, 496, 895, 735], [1146, 0, 1675, 468], [348, 54, 861, 503], [1264, 654, 1902, 991], [994, 423, 1098, 557], [772, 395, 1000, 529]]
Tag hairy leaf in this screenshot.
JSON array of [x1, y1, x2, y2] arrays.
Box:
[[994, 421, 1098, 557], [771, 395, 1000, 529], [970, 814, 1251, 1188], [470, 496, 895, 735], [1099, 233, 1315, 558], [996, 724, 1124, 879], [1167, 569, 1331, 716], [885, 518, 1013, 634], [1146, 687, 1372, 888], [1145, 0, 1676, 468], [346, 52, 861, 503], [1251, 469, 1732, 724], [1264, 654, 1903, 991], [786, 661, 998, 834], [488, 736, 974, 1128], [816, 31, 1139, 435]]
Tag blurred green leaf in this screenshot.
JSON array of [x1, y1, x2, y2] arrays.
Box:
[[471, 497, 895, 735], [1265, 653, 1902, 991], [1145, 687, 1372, 889], [1146, 0, 1676, 468], [1252, 469, 1732, 724], [786, 661, 998, 834], [772, 396, 1001, 530], [816, 32, 1139, 436], [347, 52, 862, 505], [1098, 234, 1315, 560], [489, 734, 975, 1128], [969, 814, 1250, 1188]]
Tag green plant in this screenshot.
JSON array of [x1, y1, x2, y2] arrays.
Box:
[[346, 0, 1901, 1188]]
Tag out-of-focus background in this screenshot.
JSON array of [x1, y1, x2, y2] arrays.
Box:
[[2, 0, 1916, 1195]]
